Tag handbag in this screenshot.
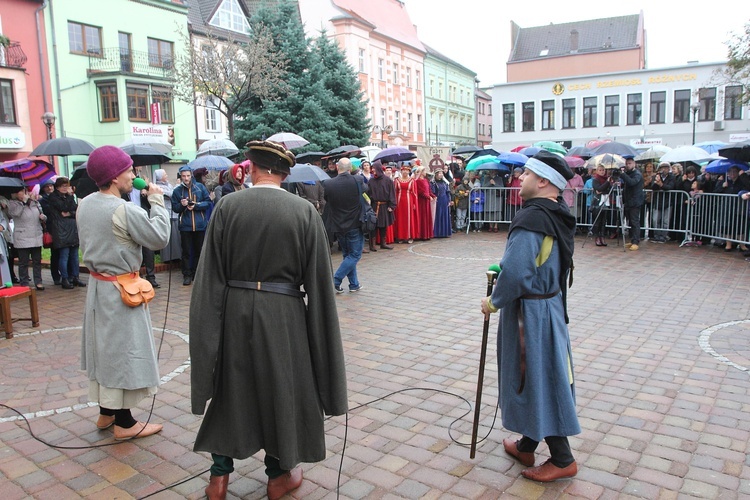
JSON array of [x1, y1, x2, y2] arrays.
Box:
[[42, 231, 53, 248], [115, 273, 155, 307], [357, 181, 377, 232]]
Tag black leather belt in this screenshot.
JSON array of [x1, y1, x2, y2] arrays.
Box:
[[226, 280, 306, 298]]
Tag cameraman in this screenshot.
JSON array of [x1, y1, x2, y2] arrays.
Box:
[[615, 158, 644, 250], [171, 165, 211, 285]]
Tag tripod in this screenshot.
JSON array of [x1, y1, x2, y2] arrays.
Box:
[[584, 181, 627, 252]]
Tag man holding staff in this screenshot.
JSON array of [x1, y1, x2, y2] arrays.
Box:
[[480, 151, 580, 482]]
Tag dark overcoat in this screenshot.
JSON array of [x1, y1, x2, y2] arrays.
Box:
[[190, 186, 348, 470]]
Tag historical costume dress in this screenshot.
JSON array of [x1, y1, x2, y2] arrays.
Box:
[[415, 176, 434, 240], [393, 176, 419, 242], [432, 176, 453, 238]]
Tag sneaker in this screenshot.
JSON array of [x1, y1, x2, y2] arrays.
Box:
[[334, 285, 345, 294], [349, 284, 364, 292], [629, 244, 639, 251], [625, 242, 633, 248]]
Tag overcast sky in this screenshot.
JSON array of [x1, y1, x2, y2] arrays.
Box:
[[404, 0, 749, 86]]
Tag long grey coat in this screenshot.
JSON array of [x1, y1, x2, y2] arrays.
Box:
[[77, 192, 170, 390], [7, 199, 45, 249], [489, 228, 581, 442], [190, 186, 348, 470]]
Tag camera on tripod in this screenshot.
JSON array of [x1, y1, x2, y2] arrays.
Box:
[[609, 168, 621, 179]]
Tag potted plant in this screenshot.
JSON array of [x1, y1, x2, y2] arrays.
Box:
[[0, 35, 10, 48]]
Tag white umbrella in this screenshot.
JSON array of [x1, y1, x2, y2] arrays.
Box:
[[119, 137, 173, 155], [267, 132, 309, 150], [634, 145, 672, 162], [659, 146, 715, 164], [196, 138, 239, 157]]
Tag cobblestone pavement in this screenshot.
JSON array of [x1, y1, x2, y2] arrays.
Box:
[[1, 231, 749, 499]]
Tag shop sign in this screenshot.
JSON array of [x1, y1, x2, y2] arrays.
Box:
[[0, 128, 25, 149]]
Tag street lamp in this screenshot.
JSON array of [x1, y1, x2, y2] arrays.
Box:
[[42, 112, 56, 140], [690, 102, 701, 144], [373, 124, 393, 149]]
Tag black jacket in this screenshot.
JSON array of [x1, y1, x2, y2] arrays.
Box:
[[47, 190, 79, 248], [619, 167, 644, 208], [323, 172, 364, 235]]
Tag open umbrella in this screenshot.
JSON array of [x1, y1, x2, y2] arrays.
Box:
[[704, 159, 750, 174], [563, 156, 585, 169], [267, 132, 309, 150], [0, 158, 56, 186], [659, 146, 715, 164], [324, 145, 361, 160], [518, 146, 541, 157], [0, 177, 27, 197], [452, 145, 481, 155], [187, 155, 234, 171], [30, 137, 95, 157], [120, 144, 170, 167], [496, 151, 528, 167], [634, 145, 672, 162], [374, 147, 416, 164], [468, 148, 501, 161], [718, 141, 750, 162], [585, 153, 625, 170], [510, 145, 529, 153], [567, 146, 593, 159], [119, 137, 173, 155], [589, 141, 639, 158], [466, 155, 503, 172], [533, 141, 567, 156], [284, 163, 331, 183], [295, 151, 326, 164], [196, 138, 239, 158], [694, 141, 729, 155]]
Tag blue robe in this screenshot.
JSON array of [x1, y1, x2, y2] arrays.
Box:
[[489, 228, 580, 442], [432, 180, 452, 238]]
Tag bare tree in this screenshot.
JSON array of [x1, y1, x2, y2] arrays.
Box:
[[172, 24, 288, 142], [713, 22, 750, 106]]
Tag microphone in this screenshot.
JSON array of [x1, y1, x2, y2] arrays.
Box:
[[133, 177, 148, 190], [488, 263, 501, 274]]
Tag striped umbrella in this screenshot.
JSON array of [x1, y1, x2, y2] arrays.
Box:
[[0, 158, 56, 186]]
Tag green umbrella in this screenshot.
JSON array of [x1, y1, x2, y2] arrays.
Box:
[[533, 141, 567, 156], [466, 155, 502, 171]]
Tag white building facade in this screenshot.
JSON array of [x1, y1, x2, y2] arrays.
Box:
[[490, 62, 749, 151]]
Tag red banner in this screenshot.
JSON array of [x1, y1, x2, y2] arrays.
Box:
[[151, 103, 161, 125]]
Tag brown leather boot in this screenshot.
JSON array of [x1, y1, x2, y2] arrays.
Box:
[[369, 238, 377, 252], [267, 467, 303, 500], [205, 474, 229, 500]]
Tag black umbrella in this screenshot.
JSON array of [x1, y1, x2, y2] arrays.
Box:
[[120, 144, 171, 167], [567, 146, 594, 159], [468, 148, 501, 161], [295, 151, 326, 164], [0, 177, 27, 197], [718, 141, 750, 162], [324, 145, 361, 159], [452, 145, 481, 155], [30, 137, 95, 157], [284, 163, 331, 183], [589, 141, 639, 158]]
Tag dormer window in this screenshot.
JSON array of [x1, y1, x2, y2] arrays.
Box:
[[209, 0, 251, 34]]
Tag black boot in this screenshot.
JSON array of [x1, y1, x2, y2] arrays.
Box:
[[72, 277, 87, 287], [369, 238, 377, 252], [61, 278, 74, 289]]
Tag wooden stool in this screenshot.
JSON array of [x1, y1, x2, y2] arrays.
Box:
[[0, 286, 40, 339]]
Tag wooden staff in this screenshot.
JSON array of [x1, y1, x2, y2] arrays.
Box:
[[470, 268, 498, 459]]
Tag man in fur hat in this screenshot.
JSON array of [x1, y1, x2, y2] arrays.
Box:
[[190, 140, 348, 500], [481, 150, 581, 482]]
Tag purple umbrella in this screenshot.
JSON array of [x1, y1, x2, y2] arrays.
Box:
[[563, 156, 585, 169], [373, 147, 416, 164], [0, 158, 56, 186]]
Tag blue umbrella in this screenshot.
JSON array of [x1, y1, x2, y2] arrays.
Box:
[[496, 151, 528, 167], [187, 154, 234, 171], [704, 159, 750, 174], [694, 141, 729, 155], [518, 146, 541, 157]]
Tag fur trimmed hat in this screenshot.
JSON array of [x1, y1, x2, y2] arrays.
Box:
[[245, 140, 296, 174], [87, 145, 134, 187]]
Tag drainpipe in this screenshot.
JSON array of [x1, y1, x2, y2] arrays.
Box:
[[35, 1, 49, 113], [47, 0, 68, 176]]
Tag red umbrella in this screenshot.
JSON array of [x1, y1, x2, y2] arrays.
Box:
[[510, 145, 529, 153], [0, 158, 56, 186]]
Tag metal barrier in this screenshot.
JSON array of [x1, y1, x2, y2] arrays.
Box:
[[461, 186, 750, 246]]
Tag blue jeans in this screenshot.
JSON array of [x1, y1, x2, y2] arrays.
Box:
[[334, 228, 363, 289], [59, 246, 79, 280]]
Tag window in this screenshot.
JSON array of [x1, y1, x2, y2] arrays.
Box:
[[503, 103, 515, 132], [407, 113, 412, 132], [627, 93, 642, 125], [393, 63, 399, 84], [97, 82, 119, 122], [429, 79, 434, 97], [604, 95, 619, 126], [522, 102, 534, 131], [395, 110, 401, 131], [358, 49, 365, 73], [148, 38, 173, 68], [417, 114, 422, 133], [68, 21, 102, 55], [725, 85, 742, 120], [205, 96, 221, 132], [649, 91, 666, 124], [488, 124, 492, 136], [406, 68, 411, 88], [479, 102, 485, 115], [415, 70, 421, 90], [152, 86, 174, 123], [541, 100, 554, 130], [127, 85, 149, 121], [378, 59, 384, 80], [0, 79, 17, 125], [673, 89, 691, 123], [209, 0, 250, 33], [380, 108, 386, 128], [488, 104, 492, 116], [460, 89, 464, 105], [699, 87, 716, 121], [438, 82, 443, 99], [582, 97, 597, 127], [562, 98, 575, 129]]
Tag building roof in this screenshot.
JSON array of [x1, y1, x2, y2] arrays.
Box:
[[509, 13, 642, 63], [187, 0, 257, 39], [331, 0, 424, 53], [423, 43, 476, 76]]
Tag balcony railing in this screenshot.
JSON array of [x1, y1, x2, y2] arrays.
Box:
[[0, 42, 28, 69], [88, 47, 173, 79]]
